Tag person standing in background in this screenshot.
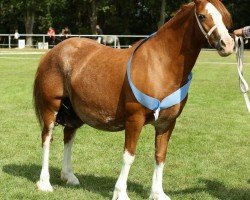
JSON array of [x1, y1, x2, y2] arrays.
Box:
[[47, 27, 56, 48], [64, 26, 71, 39], [96, 25, 103, 43], [14, 29, 20, 48]]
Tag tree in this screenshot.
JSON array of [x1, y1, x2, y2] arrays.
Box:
[[158, 0, 166, 28], [0, 0, 47, 46], [24, 2, 35, 46], [225, 0, 250, 29], [1, 0, 250, 48], [23, 0, 47, 46], [89, 0, 97, 34]]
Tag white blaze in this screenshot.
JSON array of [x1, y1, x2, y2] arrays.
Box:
[[205, 3, 230, 38]]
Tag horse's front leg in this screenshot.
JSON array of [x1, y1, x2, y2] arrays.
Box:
[[150, 120, 176, 200], [112, 114, 145, 200]]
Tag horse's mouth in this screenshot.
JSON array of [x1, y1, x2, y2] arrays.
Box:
[[217, 49, 233, 57], [216, 38, 235, 57]]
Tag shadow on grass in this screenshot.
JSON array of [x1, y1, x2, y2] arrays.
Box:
[[2, 164, 148, 199], [169, 178, 250, 200]]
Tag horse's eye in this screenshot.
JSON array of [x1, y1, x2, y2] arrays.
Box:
[[198, 14, 206, 20]]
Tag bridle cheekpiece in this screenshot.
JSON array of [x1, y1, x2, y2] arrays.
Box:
[[194, 9, 217, 44]]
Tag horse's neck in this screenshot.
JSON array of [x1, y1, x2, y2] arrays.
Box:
[[149, 5, 204, 80]]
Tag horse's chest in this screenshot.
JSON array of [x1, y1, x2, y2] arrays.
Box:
[[152, 100, 187, 130]]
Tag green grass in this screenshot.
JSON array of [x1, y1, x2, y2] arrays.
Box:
[[0, 49, 249, 200]]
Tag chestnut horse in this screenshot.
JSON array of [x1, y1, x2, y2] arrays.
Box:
[[33, 0, 234, 199]]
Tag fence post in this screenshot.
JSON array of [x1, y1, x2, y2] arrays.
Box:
[[43, 35, 45, 48], [114, 36, 117, 48], [8, 34, 11, 49]]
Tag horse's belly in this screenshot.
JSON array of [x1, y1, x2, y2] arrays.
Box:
[[68, 54, 127, 132], [80, 112, 125, 132], [72, 99, 126, 132]]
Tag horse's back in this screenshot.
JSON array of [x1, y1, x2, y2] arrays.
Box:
[[37, 37, 131, 130], [39, 37, 129, 91]]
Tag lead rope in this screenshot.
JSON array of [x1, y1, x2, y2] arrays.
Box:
[[235, 36, 250, 113]]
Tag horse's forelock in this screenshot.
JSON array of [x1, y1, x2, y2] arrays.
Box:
[[208, 0, 232, 28]]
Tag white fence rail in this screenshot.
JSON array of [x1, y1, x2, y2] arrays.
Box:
[[1, 33, 249, 50], [0, 34, 149, 49]]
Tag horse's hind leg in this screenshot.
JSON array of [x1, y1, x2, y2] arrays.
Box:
[[36, 109, 58, 192], [61, 126, 80, 185]]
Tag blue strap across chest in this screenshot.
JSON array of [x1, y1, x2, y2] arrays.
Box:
[[126, 34, 192, 120]]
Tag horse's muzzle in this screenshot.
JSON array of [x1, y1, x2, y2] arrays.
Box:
[[216, 37, 235, 57]]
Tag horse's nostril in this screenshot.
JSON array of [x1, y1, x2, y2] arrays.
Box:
[[220, 39, 226, 48]]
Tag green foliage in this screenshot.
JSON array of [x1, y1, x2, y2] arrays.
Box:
[[0, 0, 250, 34], [225, 0, 250, 29]]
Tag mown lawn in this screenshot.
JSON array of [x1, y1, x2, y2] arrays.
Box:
[[0, 49, 249, 200]]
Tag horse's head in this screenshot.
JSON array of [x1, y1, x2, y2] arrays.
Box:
[[194, 0, 234, 57]]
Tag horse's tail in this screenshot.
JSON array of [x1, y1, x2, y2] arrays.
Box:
[[33, 52, 83, 129], [33, 68, 44, 128]]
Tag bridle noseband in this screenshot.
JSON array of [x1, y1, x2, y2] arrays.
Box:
[[194, 9, 217, 45]]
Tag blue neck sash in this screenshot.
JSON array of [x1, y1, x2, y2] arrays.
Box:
[[126, 34, 192, 120]]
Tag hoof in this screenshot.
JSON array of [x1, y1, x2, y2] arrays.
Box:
[[61, 172, 80, 185], [36, 180, 53, 192], [112, 188, 130, 200], [149, 191, 171, 200]]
